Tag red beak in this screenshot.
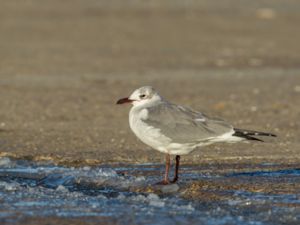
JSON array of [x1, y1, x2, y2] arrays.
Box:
[[116, 97, 133, 104]]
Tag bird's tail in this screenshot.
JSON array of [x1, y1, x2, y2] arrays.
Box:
[[233, 128, 277, 142]]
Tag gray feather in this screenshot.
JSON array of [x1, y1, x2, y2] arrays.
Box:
[[141, 101, 233, 143]]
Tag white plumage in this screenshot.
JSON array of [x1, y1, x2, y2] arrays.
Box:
[[127, 86, 242, 155], [117, 86, 276, 184]]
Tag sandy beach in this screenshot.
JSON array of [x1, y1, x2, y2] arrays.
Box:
[[0, 1, 300, 224], [0, 0, 299, 166]]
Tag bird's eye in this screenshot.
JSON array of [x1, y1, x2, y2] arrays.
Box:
[[139, 94, 146, 98]]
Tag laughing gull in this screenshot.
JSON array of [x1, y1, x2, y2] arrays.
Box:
[[117, 86, 276, 184]]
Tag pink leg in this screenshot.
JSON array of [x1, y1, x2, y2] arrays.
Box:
[[156, 154, 170, 185]]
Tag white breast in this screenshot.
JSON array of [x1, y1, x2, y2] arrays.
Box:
[[129, 107, 171, 153], [128, 107, 212, 155]]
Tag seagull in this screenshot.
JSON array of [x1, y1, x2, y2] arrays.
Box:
[[117, 86, 276, 185]]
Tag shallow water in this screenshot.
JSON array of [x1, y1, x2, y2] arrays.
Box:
[[0, 157, 299, 225]]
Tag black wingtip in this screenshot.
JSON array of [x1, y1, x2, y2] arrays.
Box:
[[232, 128, 277, 142], [233, 131, 264, 142], [234, 128, 277, 138]]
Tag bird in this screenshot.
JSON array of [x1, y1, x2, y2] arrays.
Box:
[[116, 86, 276, 185]]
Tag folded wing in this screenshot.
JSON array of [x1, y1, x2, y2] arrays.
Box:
[[142, 102, 233, 144]]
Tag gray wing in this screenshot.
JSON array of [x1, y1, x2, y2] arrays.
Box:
[[143, 102, 233, 143]]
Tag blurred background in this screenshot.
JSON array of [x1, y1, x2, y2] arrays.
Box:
[[0, 0, 299, 165]]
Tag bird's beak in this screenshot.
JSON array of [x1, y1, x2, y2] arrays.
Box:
[[116, 97, 133, 104]]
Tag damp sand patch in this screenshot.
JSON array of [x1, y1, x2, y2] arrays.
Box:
[[0, 157, 299, 225]]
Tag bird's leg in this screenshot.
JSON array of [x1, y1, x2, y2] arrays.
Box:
[[156, 153, 170, 185], [171, 155, 180, 183], [164, 153, 171, 183]]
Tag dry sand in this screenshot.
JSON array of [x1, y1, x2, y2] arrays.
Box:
[[0, 0, 299, 166]]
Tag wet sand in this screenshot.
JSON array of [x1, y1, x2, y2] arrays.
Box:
[[1, 158, 300, 225]]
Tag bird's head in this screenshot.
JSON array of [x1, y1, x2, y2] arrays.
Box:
[[116, 86, 162, 107]]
